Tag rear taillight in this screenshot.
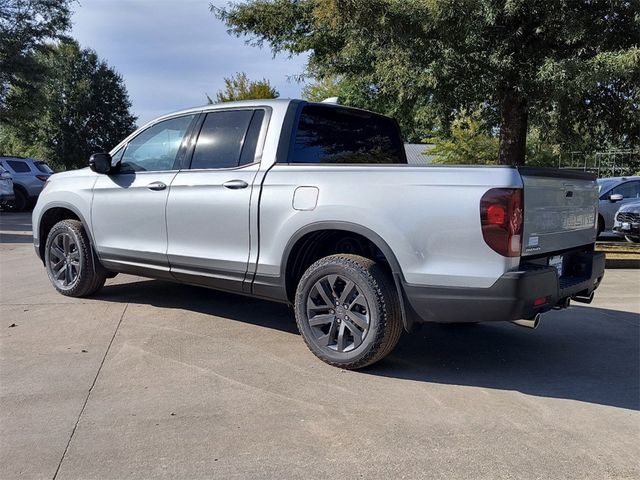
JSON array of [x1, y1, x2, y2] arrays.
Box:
[[36, 175, 49, 182], [480, 188, 523, 257]]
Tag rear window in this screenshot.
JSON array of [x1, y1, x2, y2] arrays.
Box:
[[289, 105, 406, 164], [34, 161, 53, 174], [6, 160, 31, 173]]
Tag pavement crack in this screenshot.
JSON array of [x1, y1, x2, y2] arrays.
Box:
[[51, 303, 128, 480]]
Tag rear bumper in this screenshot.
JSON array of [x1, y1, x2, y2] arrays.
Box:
[[402, 251, 606, 324]]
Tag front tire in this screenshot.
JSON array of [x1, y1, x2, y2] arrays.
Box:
[[294, 254, 403, 369], [44, 219, 106, 297]]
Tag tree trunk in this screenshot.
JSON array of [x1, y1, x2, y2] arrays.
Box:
[[498, 88, 528, 166]]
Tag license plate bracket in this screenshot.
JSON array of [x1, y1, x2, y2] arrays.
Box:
[[549, 255, 563, 277]]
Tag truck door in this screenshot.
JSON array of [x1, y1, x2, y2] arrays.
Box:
[[166, 108, 266, 293], [91, 114, 197, 278]]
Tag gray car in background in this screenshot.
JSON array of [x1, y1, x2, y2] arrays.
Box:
[[613, 200, 640, 243], [0, 164, 14, 205], [0, 156, 54, 211], [597, 176, 640, 236]]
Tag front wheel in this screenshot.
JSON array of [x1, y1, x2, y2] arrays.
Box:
[[44, 219, 106, 297], [294, 254, 403, 369]]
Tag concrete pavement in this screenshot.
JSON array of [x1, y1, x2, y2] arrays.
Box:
[[1, 212, 639, 479]]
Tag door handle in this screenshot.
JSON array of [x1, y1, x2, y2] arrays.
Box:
[[223, 179, 249, 190], [147, 181, 167, 191]]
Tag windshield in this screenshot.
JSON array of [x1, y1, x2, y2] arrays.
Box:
[[597, 178, 617, 194]]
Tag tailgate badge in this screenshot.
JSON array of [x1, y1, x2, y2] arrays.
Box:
[[527, 236, 539, 247]]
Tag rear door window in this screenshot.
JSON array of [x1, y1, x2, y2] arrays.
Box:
[[6, 160, 31, 173], [190, 109, 264, 169], [34, 161, 53, 173], [289, 105, 406, 164]]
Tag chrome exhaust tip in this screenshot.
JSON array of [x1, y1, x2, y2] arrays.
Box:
[[572, 292, 594, 304], [512, 313, 541, 330]]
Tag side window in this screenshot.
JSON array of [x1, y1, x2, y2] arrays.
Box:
[[110, 147, 125, 164], [34, 161, 54, 173], [120, 115, 195, 173], [7, 160, 31, 173], [289, 105, 406, 164], [190, 109, 262, 169], [611, 181, 640, 199]]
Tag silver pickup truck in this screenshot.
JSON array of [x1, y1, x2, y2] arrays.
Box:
[[32, 99, 605, 369]]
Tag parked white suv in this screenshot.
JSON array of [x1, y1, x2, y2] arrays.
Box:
[[33, 99, 605, 368]]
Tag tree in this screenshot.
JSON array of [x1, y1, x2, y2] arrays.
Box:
[[0, 40, 137, 170], [0, 0, 73, 117], [302, 76, 342, 102], [214, 0, 639, 165], [210, 72, 278, 103], [429, 108, 498, 165]]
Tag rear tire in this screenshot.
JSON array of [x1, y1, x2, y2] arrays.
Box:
[[6, 189, 27, 212], [44, 220, 106, 297], [294, 254, 403, 369]]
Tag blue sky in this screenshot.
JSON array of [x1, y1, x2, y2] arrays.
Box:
[[71, 0, 308, 125]]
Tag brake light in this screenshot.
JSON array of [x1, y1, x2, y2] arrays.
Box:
[[35, 175, 49, 182], [480, 188, 523, 257]]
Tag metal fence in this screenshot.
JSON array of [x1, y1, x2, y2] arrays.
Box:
[[558, 150, 640, 177]]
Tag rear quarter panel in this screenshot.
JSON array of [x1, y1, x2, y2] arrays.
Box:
[[257, 165, 523, 288]]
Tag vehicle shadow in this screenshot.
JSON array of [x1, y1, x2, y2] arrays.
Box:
[[0, 212, 34, 243], [366, 306, 639, 411], [97, 279, 639, 411], [97, 279, 298, 334]]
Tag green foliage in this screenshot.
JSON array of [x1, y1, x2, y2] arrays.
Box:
[[0, 0, 73, 116], [212, 72, 279, 103], [215, 0, 640, 165], [0, 40, 137, 170], [429, 109, 498, 165], [302, 76, 342, 102]]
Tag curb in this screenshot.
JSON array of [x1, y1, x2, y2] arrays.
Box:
[[605, 258, 640, 269]]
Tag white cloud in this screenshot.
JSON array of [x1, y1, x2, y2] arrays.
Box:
[[71, 0, 308, 125]]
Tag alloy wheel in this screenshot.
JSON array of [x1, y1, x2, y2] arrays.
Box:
[[47, 232, 81, 288], [306, 274, 371, 353]]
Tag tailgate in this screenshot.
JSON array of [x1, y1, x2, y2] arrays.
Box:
[[519, 168, 598, 256]]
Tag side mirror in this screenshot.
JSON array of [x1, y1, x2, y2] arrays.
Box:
[[609, 193, 624, 202], [89, 153, 112, 174]]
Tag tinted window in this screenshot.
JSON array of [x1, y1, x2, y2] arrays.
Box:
[[6, 160, 31, 173], [34, 161, 53, 173], [120, 115, 195, 173], [290, 105, 406, 164], [191, 110, 260, 169], [240, 110, 265, 166], [611, 181, 640, 199]]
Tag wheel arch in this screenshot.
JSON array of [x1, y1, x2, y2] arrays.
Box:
[[37, 203, 94, 264], [280, 221, 415, 331]]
